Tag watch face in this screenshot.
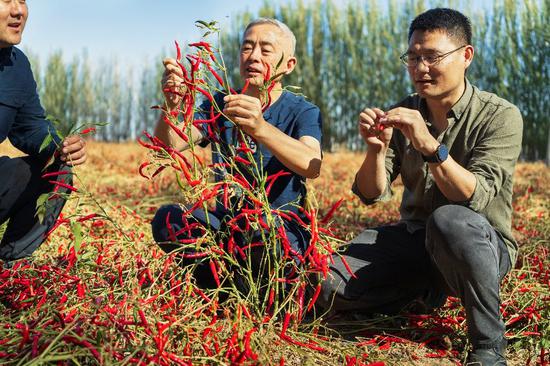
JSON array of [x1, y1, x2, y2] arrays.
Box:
[[438, 144, 449, 161]]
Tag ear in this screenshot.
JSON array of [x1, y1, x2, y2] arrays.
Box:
[[284, 56, 297, 75], [464, 45, 474, 69]]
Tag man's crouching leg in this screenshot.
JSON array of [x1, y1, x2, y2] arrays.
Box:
[[151, 204, 223, 289], [0, 157, 72, 263], [426, 205, 511, 363], [319, 224, 440, 316]]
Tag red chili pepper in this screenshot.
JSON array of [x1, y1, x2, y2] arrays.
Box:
[[77, 282, 85, 298], [44, 217, 70, 237], [195, 86, 214, 103], [77, 213, 98, 222], [241, 79, 250, 94], [280, 333, 327, 352], [62, 336, 101, 362], [163, 116, 189, 143], [206, 63, 225, 87], [320, 198, 344, 224], [263, 61, 271, 82], [243, 327, 257, 359], [41, 170, 70, 179], [80, 127, 96, 135], [340, 255, 358, 279], [17, 323, 30, 350], [262, 80, 277, 112], [209, 260, 220, 287], [138, 162, 151, 179], [137, 137, 162, 152], [297, 283, 305, 320], [266, 170, 291, 196], [231, 174, 251, 189], [222, 184, 229, 208], [49, 180, 78, 192], [267, 288, 275, 311], [175, 40, 182, 61], [31, 334, 40, 358], [234, 156, 252, 165], [307, 284, 322, 312], [189, 41, 213, 52]]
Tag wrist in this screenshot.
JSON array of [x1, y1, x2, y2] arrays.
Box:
[[422, 143, 449, 164], [367, 142, 388, 155], [250, 118, 270, 141], [420, 140, 440, 156]]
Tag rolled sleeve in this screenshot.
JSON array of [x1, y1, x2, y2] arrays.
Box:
[[465, 106, 523, 211], [351, 139, 400, 205], [351, 175, 393, 205]]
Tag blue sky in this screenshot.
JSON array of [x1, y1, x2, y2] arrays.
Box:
[[22, 0, 264, 67], [21, 0, 490, 68]]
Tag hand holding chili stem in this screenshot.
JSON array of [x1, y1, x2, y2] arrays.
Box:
[[161, 58, 186, 111], [380, 107, 439, 155], [223, 94, 267, 138], [60, 135, 87, 166], [358, 107, 393, 152]]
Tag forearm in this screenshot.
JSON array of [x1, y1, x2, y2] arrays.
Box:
[[254, 123, 321, 179], [154, 114, 203, 151], [355, 147, 388, 200], [429, 157, 477, 202]]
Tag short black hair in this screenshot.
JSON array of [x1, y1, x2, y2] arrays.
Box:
[[408, 8, 472, 45]]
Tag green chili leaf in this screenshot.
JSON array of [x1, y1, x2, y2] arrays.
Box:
[[38, 134, 53, 154], [71, 221, 83, 254], [35, 193, 49, 223], [275, 53, 285, 71]]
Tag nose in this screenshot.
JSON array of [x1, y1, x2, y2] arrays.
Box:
[[248, 44, 262, 62], [9, 0, 26, 17], [414, 58, 430, 72]]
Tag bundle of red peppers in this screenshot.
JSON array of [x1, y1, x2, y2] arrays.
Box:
[[136, 29, 349, 348]]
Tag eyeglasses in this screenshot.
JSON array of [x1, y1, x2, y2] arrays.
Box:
[[400, 45, 466, 67]]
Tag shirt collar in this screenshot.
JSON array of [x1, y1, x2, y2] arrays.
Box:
[[417, 78, 473, 123], [448, 78, 473, 120]]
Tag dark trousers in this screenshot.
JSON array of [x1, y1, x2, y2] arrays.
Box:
[[151, 204, 310, 289], [0, 156, 71, 262], [320, 205, 511, 349]]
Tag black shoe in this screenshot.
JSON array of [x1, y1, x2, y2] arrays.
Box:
[[466, 339, 507, 366], [403, 288, 447, 315]]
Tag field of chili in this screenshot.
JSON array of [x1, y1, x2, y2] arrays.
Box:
[[0, 141, 548, 365]]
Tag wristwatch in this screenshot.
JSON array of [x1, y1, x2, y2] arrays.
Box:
[[422, 144, 449, 163]]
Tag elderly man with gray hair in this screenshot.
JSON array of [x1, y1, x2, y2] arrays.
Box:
[[151, 18, 323, 288]]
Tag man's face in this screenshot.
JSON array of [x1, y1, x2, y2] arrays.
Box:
[[239, 23, 296, 86], [0, 0, 28, 48], [406, 30, 471, 100]]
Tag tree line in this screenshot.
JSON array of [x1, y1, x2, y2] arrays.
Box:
[[28, 0, 548, 161]]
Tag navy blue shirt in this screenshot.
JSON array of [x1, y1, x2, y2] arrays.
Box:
[[197, 90, 322, 213], [0, 46, 58, 159]]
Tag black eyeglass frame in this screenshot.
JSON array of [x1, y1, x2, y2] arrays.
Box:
[[400, 45, 467, 67]]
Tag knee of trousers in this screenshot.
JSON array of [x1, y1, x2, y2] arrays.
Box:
[[426, 204, 494, 270], [151, 204, 181, 243], [3, 158, 33, 195]]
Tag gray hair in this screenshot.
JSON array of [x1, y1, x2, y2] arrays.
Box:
[[243, 18, 296, 56]]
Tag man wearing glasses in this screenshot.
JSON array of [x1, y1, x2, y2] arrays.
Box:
[[320, 8, 522, 365]]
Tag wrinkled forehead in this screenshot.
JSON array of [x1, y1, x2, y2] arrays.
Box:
[[242, 24, 293, 54]]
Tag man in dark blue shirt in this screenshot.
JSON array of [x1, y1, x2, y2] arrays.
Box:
[[151, 18, 322, 288], [0, 0, 87, 265]]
